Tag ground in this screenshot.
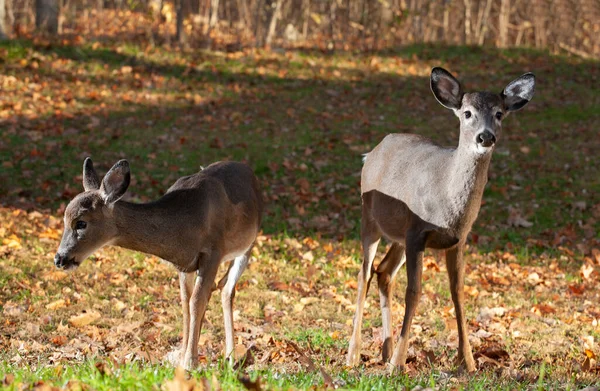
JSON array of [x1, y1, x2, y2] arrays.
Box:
[[0, 28, 599, 390]]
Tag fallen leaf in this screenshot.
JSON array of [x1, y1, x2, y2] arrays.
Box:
[[531, 304, 556, 315], [42, 270, 68, 281], [46, 299, 66, 310], [51, 336, 68, 346], [69, 311, 101, 328], [163, 367, 203, 391], [580, 263, 594, 281]]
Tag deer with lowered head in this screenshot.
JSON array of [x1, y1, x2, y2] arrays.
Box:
[[54, 158, 263, 369], [346, 67, 535, 372]]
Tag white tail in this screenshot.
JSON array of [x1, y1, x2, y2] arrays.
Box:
[[347, 67, 535, 372], [55, 159, 263, 369]]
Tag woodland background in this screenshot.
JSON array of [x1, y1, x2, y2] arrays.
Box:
[[0, 0, 599, 56]]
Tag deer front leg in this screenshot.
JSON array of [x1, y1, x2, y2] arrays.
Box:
[[376, 243, 406, 362], [446, 244, 476, 372], [178, 271, 196, 362], [389, 232, 425, 372], [221, 250, 251, 362], [181, 255, 221, 370]]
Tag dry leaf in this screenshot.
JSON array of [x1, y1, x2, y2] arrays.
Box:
[[580, 263, 594, 281], [51, 336, 68, 346], [42, 270, 68, 281], [163, 367, 204, 391], [46, 299, 66, 310], [69, 311, 101, 328]]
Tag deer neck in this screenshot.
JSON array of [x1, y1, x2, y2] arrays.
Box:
[[446, 141, 493, 230], [110, 200, 186, 261]]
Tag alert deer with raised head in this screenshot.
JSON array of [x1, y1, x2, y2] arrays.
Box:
[[54, 159, 263, 369], [346, 67, 535, 372]]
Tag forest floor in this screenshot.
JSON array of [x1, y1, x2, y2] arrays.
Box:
[[1, 18, 599, 390]]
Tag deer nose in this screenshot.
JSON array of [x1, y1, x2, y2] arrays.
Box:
[[476, 130, 496, 147], [54, 254, 64, 268]]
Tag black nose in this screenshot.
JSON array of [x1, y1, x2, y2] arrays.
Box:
[[476, 130, 496, 147], [54, 254, 64, 268]]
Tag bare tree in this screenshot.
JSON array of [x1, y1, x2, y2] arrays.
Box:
[[265, 0, 283, 46], [176, 0, 188, 45], [0, 0, 7, 39], [301, 0, 310, 40], [209, 0, 219, 27], [36, 0, 59, 34], [497, 0, 510, 47]]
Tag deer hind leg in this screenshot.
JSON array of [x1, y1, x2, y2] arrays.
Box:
[[221, 248, 251, 363], [176, 271, 196, 364], [376, 242, 406, 362], [181, 253, 221, 370], [389, 231, 426, 372], [347, 208, 381, 367], [446, 244, 476, 372]]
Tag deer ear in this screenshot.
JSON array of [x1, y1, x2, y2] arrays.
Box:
[[100, 160, 130, 204], [431, 67, 463, 110], [502, 73, 535, 112], [83, 157, 101, 191]]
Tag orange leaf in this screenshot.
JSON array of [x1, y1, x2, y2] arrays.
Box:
[[585, 349, 596, 359], [51, 336, 68, 346]]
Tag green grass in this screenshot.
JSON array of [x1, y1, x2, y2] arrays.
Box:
[[3, 359, 597, 390]]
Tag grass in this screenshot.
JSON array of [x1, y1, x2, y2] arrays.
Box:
[[1, 23, 600, 390], [3, 359, 595, 390]]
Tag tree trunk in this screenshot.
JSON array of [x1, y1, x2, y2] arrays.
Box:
[[0, 0, 7, 39], [498, 0, 510, 47], [176, 0, 187, 45], [254, 0, 263, 46], [329, 0, 336, 49], [36, 0, 59, 34], [301, 0, 310, 40], [236, 0, 250, 29], [463, 0, 472, 44], [209, 0, 218, 27], [475, 0, 492, 45], [265, 0, 283, 46]]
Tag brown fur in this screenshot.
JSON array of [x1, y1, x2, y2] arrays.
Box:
[[55, 159, 263, 369]]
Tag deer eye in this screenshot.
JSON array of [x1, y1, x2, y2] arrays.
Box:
[[75, 220, 87, 230], [495, 112, 503, 120], [464, 111, 472, 119]]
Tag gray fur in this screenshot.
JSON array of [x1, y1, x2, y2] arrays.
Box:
[[347, 67, 535, 372]]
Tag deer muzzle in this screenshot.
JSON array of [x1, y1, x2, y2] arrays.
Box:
[[54, 253, 79, 270]]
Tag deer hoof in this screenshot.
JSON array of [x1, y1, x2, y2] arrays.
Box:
[[181, 354, 198, 371]]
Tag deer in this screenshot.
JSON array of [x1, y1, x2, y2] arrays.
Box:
[[54, 158, 263, 370], [346, 67, 535, 372]]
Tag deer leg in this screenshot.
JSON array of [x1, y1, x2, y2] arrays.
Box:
[[181, 254, 221, 370], [214, 261, 234, 291], [376, 242, 406, 362], [221, 248, 251, 363], [347, 212, 381, 367], [446, 244, 476, 372], [178, 271, 196, 361], [389, 231, 425, 372]]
